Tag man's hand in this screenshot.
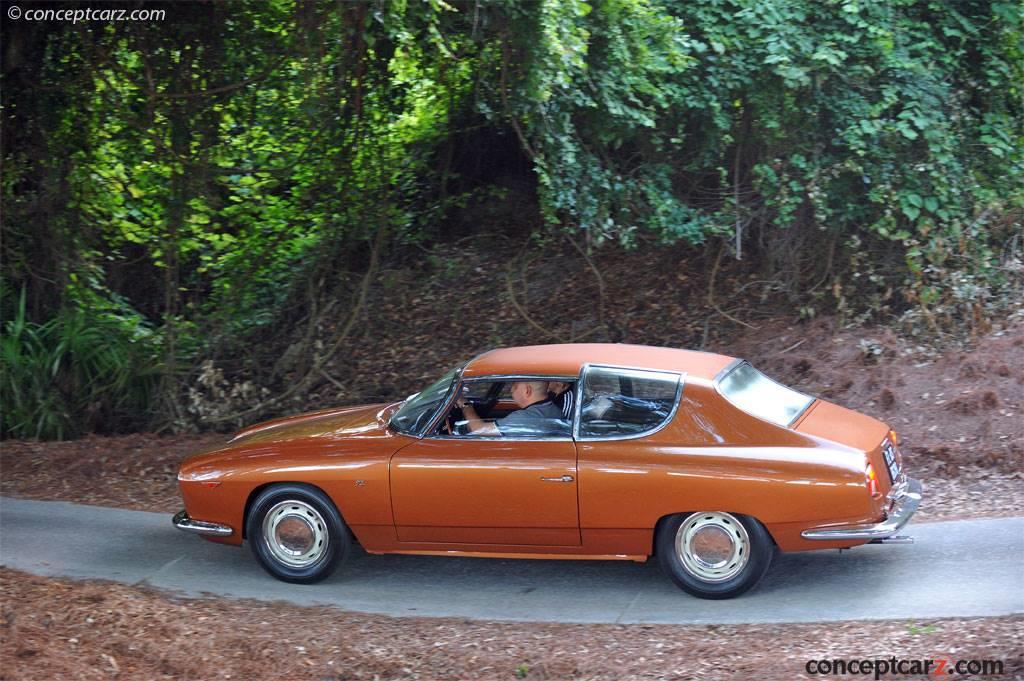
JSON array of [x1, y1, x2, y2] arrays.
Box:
[[457, 399, 498, 435]]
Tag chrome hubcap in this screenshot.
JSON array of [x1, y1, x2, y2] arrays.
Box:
[[676, 512, 750, 583], [262, 500, 328, 568]]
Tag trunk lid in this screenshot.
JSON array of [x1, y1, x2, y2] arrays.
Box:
[[794, 399, 901, 497], [794, 399, 890, 452]]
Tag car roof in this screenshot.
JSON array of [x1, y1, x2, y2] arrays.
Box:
[[462, 343, 736, 381]]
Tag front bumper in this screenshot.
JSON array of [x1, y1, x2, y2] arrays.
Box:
[[801, 477, 922, 541], [172, 509, 234, 537]]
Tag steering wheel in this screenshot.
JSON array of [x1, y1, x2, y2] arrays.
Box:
[[443, 402, 467, 435], [467, 397, 500, 414]]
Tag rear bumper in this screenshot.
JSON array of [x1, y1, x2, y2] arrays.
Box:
[[172, 509, 234, 537], [801, 477, 922, 541]]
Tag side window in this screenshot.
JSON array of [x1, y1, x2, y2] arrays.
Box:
[[434, 379, 572, 439], [578, 367, 681, 438], [460, 381, 495, 401]]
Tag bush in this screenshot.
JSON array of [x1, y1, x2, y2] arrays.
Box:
[[1, 289, 161, 439]]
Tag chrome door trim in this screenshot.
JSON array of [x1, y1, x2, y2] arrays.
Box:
[[573, 363, 685, 442]]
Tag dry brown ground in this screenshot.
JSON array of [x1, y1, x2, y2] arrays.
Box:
[[0, 433, 223, 514], [1, 568, 1021, 681]]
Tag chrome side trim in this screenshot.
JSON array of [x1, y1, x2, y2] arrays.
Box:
[[711, 358, 744, 386], [572, 365, 584, 439], [801, 478, 922, 541], [460, 374, 578, 383], [786, 395, 815, 427], [172, 510, 234, 537], [425, 435, 574, 442], [418, 365, 466, 438], [421, 366, 685, 443]]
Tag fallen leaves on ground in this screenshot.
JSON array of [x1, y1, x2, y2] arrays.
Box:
[[1, 569, 1021, 680]]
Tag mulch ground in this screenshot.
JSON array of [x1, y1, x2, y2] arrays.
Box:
[[0, 433, 224, 514], [1, 568, 1021, 680]]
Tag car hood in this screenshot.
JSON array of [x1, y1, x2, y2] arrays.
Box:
[[227, 402, 399, 445]]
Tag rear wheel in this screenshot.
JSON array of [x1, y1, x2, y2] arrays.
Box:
[[656, 511, 774, 599], [246, 484, 351, 584]]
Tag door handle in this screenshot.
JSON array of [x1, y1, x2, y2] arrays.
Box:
[[540, 475, 574, 482]]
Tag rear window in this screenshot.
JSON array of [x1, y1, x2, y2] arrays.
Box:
[[578, 366, 681, 439], [716, 362, 813, 427]]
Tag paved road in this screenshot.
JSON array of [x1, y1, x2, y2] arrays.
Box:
[[1, 497, 1022, 625]]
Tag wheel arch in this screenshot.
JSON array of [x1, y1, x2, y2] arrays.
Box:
[[651, 510, 779, 557], [242, 480, 342, 541], [654, 509, 778, 599]]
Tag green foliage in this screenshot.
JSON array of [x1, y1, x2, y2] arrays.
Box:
[[906, 622, 938, 635], [502, 0, 705, 245], [498, 0, 1022, 316], [1, 289, 161, 439], [5, 0, 476, 436], [2, 0, 1021, 437]]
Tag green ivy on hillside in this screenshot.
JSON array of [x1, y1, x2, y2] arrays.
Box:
[[2, 0, 1021, 438]]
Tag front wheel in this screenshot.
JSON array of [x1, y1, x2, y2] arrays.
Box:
[[246, 484, 352, 584], [656, 511, 775, 599]]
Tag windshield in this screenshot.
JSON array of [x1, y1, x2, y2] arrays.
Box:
[[717, 362, 814, 427], [389, 369, 459, 435]]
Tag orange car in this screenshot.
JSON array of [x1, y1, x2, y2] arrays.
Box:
[[174, 343, 922, 599]]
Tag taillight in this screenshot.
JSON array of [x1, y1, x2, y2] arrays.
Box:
[[865, 462, 880, 497], [889, 429, 900, 446]]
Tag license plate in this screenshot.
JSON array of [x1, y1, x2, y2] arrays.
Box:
[[882, 441, 900, 482]]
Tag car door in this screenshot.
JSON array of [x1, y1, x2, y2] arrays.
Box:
[[389, 380, 580, 546]]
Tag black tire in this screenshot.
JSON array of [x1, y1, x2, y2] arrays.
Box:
[[656, 511, 775, 599], [246, 483, 352, 584]]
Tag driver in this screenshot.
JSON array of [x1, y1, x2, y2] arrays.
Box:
[[456, 380, 565, 436]]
